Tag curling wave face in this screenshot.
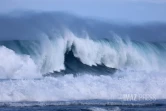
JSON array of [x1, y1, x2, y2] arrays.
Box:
[[0, 32, 166, 78]]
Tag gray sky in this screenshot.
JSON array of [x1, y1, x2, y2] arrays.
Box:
[[0, 0, 166, 23]]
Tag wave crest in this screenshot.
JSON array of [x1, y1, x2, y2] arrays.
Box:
[[0, 31, 166, 78]]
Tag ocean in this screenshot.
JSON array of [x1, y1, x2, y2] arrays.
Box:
[[0, 100, 166, 111], [0, 12, 166, 111]]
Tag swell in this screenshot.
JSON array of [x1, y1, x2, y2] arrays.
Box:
[[1, 12, 166, 41]]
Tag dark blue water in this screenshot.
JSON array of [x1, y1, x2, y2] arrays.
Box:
[[0, 100, 166, 111]]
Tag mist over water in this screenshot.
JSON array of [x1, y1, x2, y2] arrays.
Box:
[[0, 12, 166, 102], [0, 12, 166, 41]]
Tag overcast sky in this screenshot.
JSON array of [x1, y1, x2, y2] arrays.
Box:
[[0, 0, 166, 23]]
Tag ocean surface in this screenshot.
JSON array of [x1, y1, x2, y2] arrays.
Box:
[[0, 100, 166, 111], [0, 12, 166, 111]]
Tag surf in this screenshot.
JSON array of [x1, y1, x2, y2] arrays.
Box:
[[0, 32, 166, 78], [0, 12, 166, 102]]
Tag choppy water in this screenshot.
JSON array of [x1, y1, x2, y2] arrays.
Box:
[[0, 100, 166, 111]]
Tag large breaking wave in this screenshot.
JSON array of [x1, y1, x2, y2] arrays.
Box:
[[0, 12, 166, 102], [0, 32, 166, 78]]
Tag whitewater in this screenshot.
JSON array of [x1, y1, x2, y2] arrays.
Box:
[[0, 13, 166, 107]]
